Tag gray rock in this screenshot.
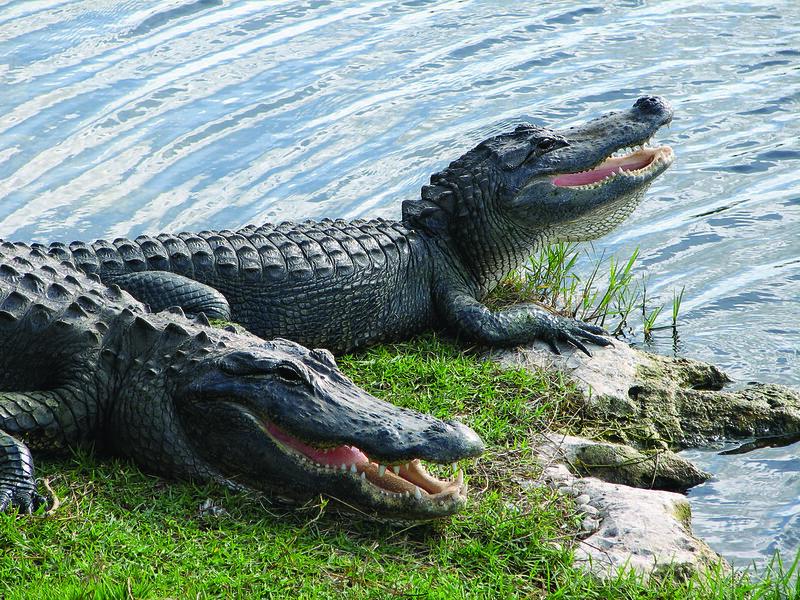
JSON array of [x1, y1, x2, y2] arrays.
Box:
[[535, 433, 726, 581], [571, 477, 722, 581], [540, 432, 710, 492], [490, 340, 800, 449]]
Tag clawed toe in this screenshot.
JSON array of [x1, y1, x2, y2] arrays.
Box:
[[540, 315, 615, 356], [0, 485, 47, 515]]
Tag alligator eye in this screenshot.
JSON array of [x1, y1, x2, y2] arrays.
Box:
[[311, 348, 336, 367], [276, 364, 305, 384], [537, 138, 559, 151]]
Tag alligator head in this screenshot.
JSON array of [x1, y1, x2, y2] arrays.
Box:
[[403, 96, 674, 288], [110, 319, 483, 520]]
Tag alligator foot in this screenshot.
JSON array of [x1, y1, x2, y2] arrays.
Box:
[[0, 478, 47, 514], [539, 314, 612, 357], [440, 290, 614, 356], [0, 430, 47, 514]]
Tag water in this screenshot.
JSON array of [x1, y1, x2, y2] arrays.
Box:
[[683, 443, 800, 569], [0, 0, 798, 570]]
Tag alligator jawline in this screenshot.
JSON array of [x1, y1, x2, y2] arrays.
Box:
[[551, 145, 673, 188], [265, 422, 464, 499]]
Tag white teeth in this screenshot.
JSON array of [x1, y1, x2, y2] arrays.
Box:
[[349, 463, 357, 474], [360, 471, 366, 481], [393, 466, 400, 476], [414, 486, 422, 500], [340, 463, 346, 471], [452, 462, 458, 472], [378, 464, 386, 477]]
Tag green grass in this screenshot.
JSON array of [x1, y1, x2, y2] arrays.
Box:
[[1, 337, 797, 598], [488, 242, 684, 339]]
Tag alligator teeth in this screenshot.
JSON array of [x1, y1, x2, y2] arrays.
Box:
[[360, 471, 366, 481], [349, 463, 357, 474], [393, 465, 400, 476], [340, 463, 347, 471], [452, 462, 458, 473], [378, 464, 386, 477], [414, 486, 422, 500]]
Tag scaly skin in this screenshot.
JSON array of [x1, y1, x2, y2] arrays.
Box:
[[0, 242, 482, 519], [47, 97, 674, 355]]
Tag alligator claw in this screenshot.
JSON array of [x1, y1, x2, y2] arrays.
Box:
[[579, 321, 609, 336], [539, 314, 613, 356], [0, 480, 46, 515], [564, 334, 590, 357]]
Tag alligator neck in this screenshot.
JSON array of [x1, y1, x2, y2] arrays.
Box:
[[459, 220, 548, 296]]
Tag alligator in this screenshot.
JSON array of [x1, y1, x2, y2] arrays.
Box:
[[0, 241, 483, 519], [46, 96, 674, 355]]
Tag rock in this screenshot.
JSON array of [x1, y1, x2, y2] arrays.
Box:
[[539, 432, 710, 492], [570, 477, 723, 581], [490, 340, 800, 449], [535, 432, 726, 581]]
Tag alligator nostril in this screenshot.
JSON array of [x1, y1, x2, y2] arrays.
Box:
[[633, 95, 665, 113]]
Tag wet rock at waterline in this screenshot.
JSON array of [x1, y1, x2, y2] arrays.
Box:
[[538, 433, 710, 493], [534, 433, 725, 581], [490, 339, 800, 449]]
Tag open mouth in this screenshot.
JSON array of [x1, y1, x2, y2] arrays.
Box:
[[266, 422, 465, 502], [552, 145, 674, 189]]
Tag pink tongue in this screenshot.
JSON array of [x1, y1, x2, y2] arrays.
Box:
[[266, 423, 369, 466], [552, 154, 653, 187]]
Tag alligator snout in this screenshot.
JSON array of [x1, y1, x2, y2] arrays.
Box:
[[633, 95, 673, 123]]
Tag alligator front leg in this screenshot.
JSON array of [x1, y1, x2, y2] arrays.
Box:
[[108, 271, 231, 321], [0, 430, 45, 513], [0, 390, 78, 514], [436, 284, 611, 355]]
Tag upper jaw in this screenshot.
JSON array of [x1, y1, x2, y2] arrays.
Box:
[[537, 95, 674, 187]]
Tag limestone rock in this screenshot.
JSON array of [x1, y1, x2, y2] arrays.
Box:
[[539, 432, 710, 492], [490, 340, 800, 449], [570, 477, 723, 580], [535, 432, 726, 581]]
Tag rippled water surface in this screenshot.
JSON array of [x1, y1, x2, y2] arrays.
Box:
[[1, 0, 798, 569], [683, 442, 800, 569]]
